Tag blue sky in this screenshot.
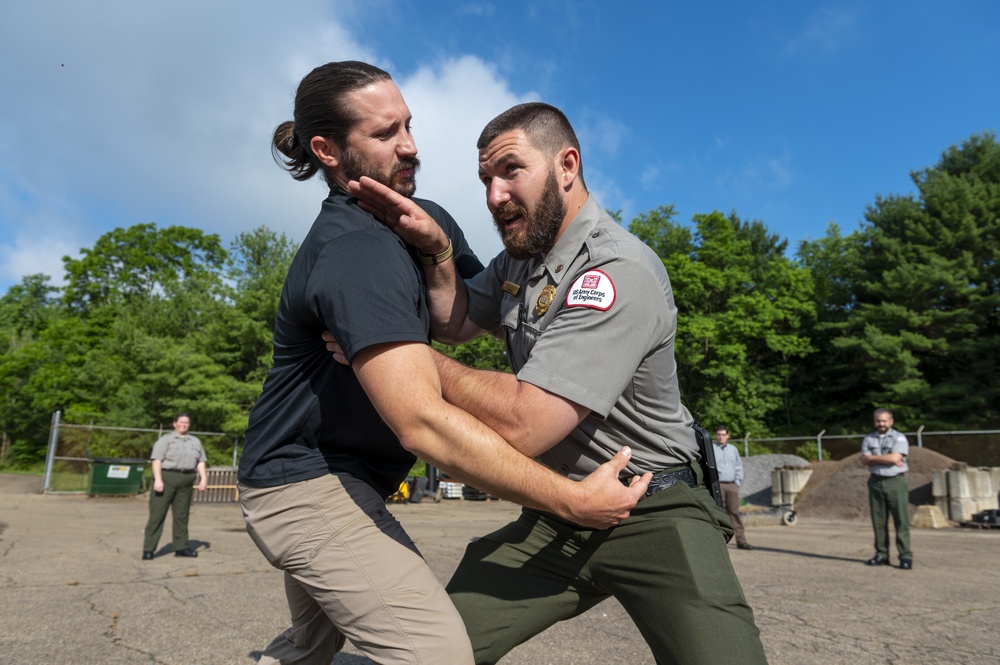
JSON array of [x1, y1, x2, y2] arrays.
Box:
[[1, 1, 997, 294]]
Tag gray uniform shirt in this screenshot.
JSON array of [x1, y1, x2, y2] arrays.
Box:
[[465, 196, 697, 481], [861, 428, 909, 477], [150, 432, 206, 471], [714, 442, 743, 485]]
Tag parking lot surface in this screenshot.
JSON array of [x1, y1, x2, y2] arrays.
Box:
[[1, 475, 997, 664]]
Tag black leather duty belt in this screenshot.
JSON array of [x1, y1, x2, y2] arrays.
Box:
[[644, 465, 698, 497], [163, 468, 196, 473]]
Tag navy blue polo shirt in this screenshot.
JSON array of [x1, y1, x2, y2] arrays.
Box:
[[238, 187, 482, 498]]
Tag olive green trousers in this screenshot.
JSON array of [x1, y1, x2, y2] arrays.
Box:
[[867, 474, 912, 560], [447, 479, 768, 665], [143, 470, 195, 552]]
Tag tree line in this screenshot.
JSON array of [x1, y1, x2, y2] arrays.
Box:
[[1, 132, 997, 467]]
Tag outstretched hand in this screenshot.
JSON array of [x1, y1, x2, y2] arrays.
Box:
[[348, 176, 448, 253], [570, 447, 652, 530]]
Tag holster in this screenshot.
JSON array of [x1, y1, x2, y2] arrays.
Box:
[[693, 422, 724, 507]]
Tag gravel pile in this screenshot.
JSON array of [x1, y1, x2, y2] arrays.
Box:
[[731, 448, 958, 519], [794, 447, 956, 520], [738, 453, 811, 506]]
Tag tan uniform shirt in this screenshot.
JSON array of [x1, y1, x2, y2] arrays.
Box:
[[150, 432, 206, 471], [465, 196, 697, 481]]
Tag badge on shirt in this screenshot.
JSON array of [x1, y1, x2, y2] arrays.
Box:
[[566, 270, 616, 311], [535, 285, 557, 317]]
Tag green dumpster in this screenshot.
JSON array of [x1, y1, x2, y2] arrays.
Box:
[[89, 458, 148, 496]]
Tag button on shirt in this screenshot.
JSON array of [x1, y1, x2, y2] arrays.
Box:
[[714, 442, 743, 485], [861, 428, 909, 477], [151, 432, 206, 471]]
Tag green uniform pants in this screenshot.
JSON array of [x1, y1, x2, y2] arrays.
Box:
[[143, 470, 196, 553], [447, 478, 768, 665], [867, 474, 912, 560]]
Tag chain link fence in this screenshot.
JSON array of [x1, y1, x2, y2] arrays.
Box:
[[42, 411, 238, 495], [736, 428, 1000, 467]]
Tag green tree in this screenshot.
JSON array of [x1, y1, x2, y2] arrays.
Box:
[[631, 209, 814, 437], [628, 205, 692, 259], [62, 223, 227, 313], [205, 226, 298, 387], [790, 224, 868, 430], [823, 132, 1000, 428], [434, 335, 509, 372], [0, 274, 62, 464]]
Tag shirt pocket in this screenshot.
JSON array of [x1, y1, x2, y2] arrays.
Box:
[[501, 294, 543, 371]]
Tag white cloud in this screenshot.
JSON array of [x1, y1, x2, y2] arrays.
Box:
[[713, 150, 795, 195], [455, 2, 496, 18], [785, 7, 860, 56], [400, 56, 532, 263], [0, 0, 374, 290], [0, 2, 537, 290], [577, 113, 629, 157], [640, 165, 661, 189]]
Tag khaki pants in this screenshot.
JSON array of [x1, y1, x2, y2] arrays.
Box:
[[447, 480, 767, 665], [239, 474, 473, 665], [720, 481, 748, 546]]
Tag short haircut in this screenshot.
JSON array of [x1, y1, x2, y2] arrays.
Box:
[[477, 102, 586, 187], [873, 408, 893, 418], [715, 425, 729, 434]]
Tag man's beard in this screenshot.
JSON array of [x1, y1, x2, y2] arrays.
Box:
[[493, 168, 565, 260], [341, 150, 420, 197]]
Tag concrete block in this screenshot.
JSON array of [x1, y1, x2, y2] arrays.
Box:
[[780, 469, 813, 494], [977, 496, 999, 513], [949, 497, 977, 522], [947, 469, 973, 498], [935, 497, 950, 517], [771, 491, 797, 506], [911, 505, 949, 529], [932, 469, 948, 497], [969, 468, 993, 499], [771, 469, 783, 493]]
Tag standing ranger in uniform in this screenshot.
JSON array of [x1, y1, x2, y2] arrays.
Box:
[[861, 408, 912, 569], [142, 413, 206, 559]]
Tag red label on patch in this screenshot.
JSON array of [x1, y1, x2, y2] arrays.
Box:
[[565, 269, 616, 311]]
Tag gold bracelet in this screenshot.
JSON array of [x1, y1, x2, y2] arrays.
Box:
[[416, 239, 454, 265]]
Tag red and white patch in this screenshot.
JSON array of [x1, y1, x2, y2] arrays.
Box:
[[565, 269, 616, 311]]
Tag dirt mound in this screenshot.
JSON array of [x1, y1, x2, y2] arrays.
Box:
[[794, 447, 956, 521]]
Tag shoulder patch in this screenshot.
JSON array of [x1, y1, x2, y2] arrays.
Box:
[[566, 270, 616, 311]]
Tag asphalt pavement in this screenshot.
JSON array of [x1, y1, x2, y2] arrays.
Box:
[[1, 474, 998, 664]]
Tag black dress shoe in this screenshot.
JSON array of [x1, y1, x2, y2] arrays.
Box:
[[899, 559, 913, 570], [142, 551, 154, 560], [174, 548, 198, 558], [866, 554, 889, 566], [736, 542, 754, 550]]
